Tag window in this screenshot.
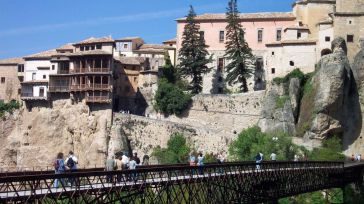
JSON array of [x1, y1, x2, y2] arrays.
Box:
[[290, 61, 295, 66], [1, 77, 5, 84], [52, 65, 55, 70], [272, 52, 275, 56], [124, 44, 128, 49], [218, 58, 224, 72], [258, 29, 263, 42], [199, 31, 205, 40], [18, 76, 24, 82], [85, 46, 89, 51], [219, 31, 225, 43], [347, 35, 354, 43], [297, 32, 302, 39], [32, 73, 36, 80], [80, 46, 84, 51], [17, 64, 24, 72], [90, 45, 95, 50], [325, 36, 331, 42], [43, 75, 46, 79], [276, 29, 282, 41], [271, 68, 275, 74], [96, 44, 102, 49], [18, 88, 21, 95], [39, 87, 44, 97], [134, 77, 137, 82]]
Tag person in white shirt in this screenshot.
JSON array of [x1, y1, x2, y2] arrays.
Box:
[[128, 156, 138, 181], [270, 153, 277, 161], [121, 152, 129, 170]]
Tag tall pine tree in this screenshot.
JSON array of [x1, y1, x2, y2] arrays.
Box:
[[162, 52, 176, 84], [224, 0, 255, 92], [178, 6, 212, 94]]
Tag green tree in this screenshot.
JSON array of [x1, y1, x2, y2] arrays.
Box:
[[154, 79, 191, 116], [224, 0, 255, 92], [178, 6, 212, 94], [310, 136, 345, 161], [152, 133, 191, 164], [161, 52, 176, 84], [229, 126, 299, 161]]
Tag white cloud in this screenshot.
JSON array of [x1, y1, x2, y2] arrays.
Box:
[[0, 3, 224, 38]]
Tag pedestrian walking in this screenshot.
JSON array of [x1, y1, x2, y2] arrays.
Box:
[[356, 154, 361, 162], [270, 152, 277, 161], [105, 155, 116, 183], [65, 151, 78, 186], [197, 153, 204, 175], [53, 152, 66, 188], [255, 153, 262, 170], [121, 152, 129, 170], [128, 156, 138, 181], [217, 152, 225, 174], [134, 153, 141, 165], [351, 154, 355, 162], [294, 154, 299, 162], [142, 155, 150, 165]]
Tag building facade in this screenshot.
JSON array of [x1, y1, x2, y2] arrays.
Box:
[[176, 0, 364, 93]]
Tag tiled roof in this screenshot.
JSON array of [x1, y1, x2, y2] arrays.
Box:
[[176, 12, 295, 21], [0, 57, 24, 65], [266, 39, 317, 46], [284, 25, 309, 31], [68, 50, 112, 56], [24, 49, 58, 59], [74, 36, 114, 45], [163, 38, 177, 43], [115, 37, 143, 41], [56, 43, 74, 51], [114, 56, 143, 65]]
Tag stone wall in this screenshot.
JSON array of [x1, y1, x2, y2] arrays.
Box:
[[110, 92, 265, 157], [0, 65, 21, 102]]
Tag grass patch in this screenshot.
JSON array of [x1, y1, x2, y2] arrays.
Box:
[[275, 95, 290, 109], [0, 100, 20, 118]]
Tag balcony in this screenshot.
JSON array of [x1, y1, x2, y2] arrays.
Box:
[[69, 84, 111, 92], [48, 86, 69, 92], [70, 68, 110, 74], [20, 93, 48, 100], [85, 96, 111, 103]]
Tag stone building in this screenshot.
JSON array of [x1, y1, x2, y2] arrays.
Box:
[[0, 58, 24, 102], [176, 0, 364, 93]]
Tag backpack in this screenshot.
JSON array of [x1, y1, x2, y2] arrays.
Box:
[[67, 157, 75, 168], [54, 159, 59, 170]]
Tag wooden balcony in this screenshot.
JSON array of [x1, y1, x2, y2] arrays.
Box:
[[48, 86, 69, 92], [70, 68, 110, 74], [69, 84, 111, 92], [85, 96, 111, 103]]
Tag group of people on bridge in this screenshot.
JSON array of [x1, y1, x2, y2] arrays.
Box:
[[53, 151, 78, 188]]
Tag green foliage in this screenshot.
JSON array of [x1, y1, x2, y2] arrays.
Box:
[[178, 6, 213, 94], [224, 0, 254, 93], [228, 126, 299, 161], [275, 95, 289, 109], [154, 80, 191, 116], [273, 68, 305, 85], [152, 133, 191, 164], [0, 100, 20, 118], [161, 52, 177, 84], [310, 136, 345, 161]]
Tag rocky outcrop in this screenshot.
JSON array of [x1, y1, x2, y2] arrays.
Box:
[[258, 79, 299, 136], [0, 99, 111, 171], [301, 37, 355, 140]]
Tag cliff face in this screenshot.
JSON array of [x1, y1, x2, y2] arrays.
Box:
[[0, 99, 111, 171]]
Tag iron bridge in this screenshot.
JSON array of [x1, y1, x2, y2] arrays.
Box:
[[0, 161, 364, 203]]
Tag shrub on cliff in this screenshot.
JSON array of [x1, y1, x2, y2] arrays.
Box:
[[0, 100, 20, 118], [152, 133, 190, 164], [154, 79, 192, 116], [229, 126, 300, 161]]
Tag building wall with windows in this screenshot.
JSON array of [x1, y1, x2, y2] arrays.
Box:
[[0, 61, 22, 102]]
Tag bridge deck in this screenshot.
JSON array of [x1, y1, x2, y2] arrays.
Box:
[[0, 161, 362, 203]]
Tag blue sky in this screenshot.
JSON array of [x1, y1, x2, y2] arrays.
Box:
[[0, 0, 294, 59]]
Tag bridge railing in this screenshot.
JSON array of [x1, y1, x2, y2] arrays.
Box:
[[0, 161, 344, 203]]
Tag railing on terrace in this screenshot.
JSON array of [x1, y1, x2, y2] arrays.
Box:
[[70, 68, 110, 73], [1, 161, 359, 203], [69, 84, 110, 91], [20, 93, 34, 97]]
